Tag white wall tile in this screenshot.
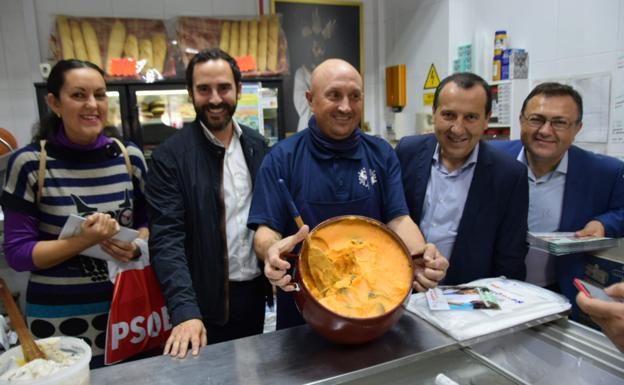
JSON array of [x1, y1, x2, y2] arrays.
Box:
[[0, 0, 22, 13], [0, 25, 7, 87], [163, 0, 215, 17], [9, 88, 38, 147], [618, 0, 624, 51], [33, 0, 58, 14], [212, 0, 258, 17], [55, 0, 113, 16], [531, 51, 617, 80], [35, 11, 55, 63], [0, 13, 32, 89], [0, 90, 12, 128], [111, 0, 164, 18], [557, 0, 620, 58]]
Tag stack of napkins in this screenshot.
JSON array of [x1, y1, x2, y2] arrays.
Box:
[[527, 232, 619, 255], [407, 277, 570, 341]]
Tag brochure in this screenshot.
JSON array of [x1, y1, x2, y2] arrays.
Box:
[[58, 214, 139, 262], [527, 232, 620, 255], [426, 286, 500, 310]]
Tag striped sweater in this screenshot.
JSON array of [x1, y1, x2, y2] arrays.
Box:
[[0, 133, 148, 365]]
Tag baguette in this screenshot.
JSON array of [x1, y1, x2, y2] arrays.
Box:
[[239, 20, 249, 57], [229, 21, 239, 58], [70, 20, 88, 61], [139, 38, 153, 74], [267, 15, 279, 71], [248, 19, 258, 66], [257, 16, 268, 71], [123, 34, 138, 60], [219, 21, 231, 54], [57, 16, 75, 60], [81, 20, 102, 68], [106, 20, 126, 73], [152, 33, 167, 74]]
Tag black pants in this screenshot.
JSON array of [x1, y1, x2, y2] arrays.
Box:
[[276, 288, 305, 330], [205, 275, 266, 344]]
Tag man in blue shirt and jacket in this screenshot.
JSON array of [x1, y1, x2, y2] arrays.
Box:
[[396, 72, 528, 285], [494, 82, 624, 313], [248, 59, 449, 329]]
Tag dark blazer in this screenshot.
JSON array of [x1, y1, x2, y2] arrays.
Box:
[[146, 120, 268, 326], [396, 134, 528, 285], [493, 140, 624, 304]]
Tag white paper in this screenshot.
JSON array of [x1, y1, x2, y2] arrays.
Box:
[[407, 277, 571, 341], [608, 52, 624, 157], [58, 214, 139, 262]]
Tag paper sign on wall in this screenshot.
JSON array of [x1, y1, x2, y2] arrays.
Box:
[[423, 93, 434, 106]]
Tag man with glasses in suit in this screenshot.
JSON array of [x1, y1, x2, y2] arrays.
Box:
[[494, 82, 624, 316]]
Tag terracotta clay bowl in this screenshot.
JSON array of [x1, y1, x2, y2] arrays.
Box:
[[292, 215, 413, 344]]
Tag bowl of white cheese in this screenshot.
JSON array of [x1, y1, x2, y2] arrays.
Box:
[[0, 337, 91, 384]]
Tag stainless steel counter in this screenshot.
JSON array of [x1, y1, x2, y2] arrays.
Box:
[[91, 312, 456, 385], [90, 312, 624, 385]]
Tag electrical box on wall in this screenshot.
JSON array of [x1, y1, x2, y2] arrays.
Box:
[[386, 64, 406, 112]]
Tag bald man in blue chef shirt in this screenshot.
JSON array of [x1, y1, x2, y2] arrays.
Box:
[[493, 82, 624, 315], [248, 58, 449, 330], [396, 72, 528, 285]]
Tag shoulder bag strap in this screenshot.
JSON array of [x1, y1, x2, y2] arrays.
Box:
[[111, 137, 133, 179], [37, 140, 47, 205]]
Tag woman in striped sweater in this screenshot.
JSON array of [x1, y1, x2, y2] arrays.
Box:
[[1, 59, 149, 368]]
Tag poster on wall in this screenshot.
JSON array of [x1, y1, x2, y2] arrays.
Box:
[[271, 0, 363, 136], [533, 73, 611, 144], [608, 52, 624, 158]]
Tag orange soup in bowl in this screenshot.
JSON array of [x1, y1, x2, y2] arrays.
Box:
[[301, 217, 413, 318]]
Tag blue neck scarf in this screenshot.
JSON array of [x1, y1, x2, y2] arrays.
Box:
[[308, 115, 361, 156]]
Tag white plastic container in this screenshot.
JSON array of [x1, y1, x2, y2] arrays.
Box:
[[0, 337, 91, 385]]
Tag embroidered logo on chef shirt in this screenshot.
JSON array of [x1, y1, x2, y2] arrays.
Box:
[[358, 168, 378, 189]]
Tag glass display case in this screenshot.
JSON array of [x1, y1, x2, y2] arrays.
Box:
[[35, 77, 285, 158], [35, 83, 129, 139]]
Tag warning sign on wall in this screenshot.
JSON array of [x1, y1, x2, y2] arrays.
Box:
[[424, 64, 440, 90]]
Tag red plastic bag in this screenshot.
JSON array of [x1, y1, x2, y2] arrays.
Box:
[[105, 244, 171, 365]]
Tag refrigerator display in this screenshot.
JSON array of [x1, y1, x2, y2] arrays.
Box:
[[34, 83, 128, 139], [35, 78, 285, 156], [134, 88, 194, 158]]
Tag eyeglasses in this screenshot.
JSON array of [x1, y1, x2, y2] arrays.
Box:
[[521, 114, 579, 131]]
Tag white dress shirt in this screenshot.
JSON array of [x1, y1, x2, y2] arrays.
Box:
[[201, 120, 261, 281]]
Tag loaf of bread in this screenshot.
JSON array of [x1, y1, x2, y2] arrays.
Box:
[[229, 21, 239, 58], [248, 19, 258, 66], [80, 20, 102, 68], [57, 16, 75, 60], [257, 16, 268, 71], [267, 15, 279, 71], [239, 20, 249, 57], [139, 38, 153, 74], [219, 21, 231, 54], [69, 20, 88, 61], [106, 20, 126, 73], [123, 34, 138, 60], [152, 33, 167, 74]]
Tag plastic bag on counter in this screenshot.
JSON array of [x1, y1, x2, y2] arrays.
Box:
[[49, 15, 177, 80], [406, 277, 571, 341], [175, 15, 289, 77]]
